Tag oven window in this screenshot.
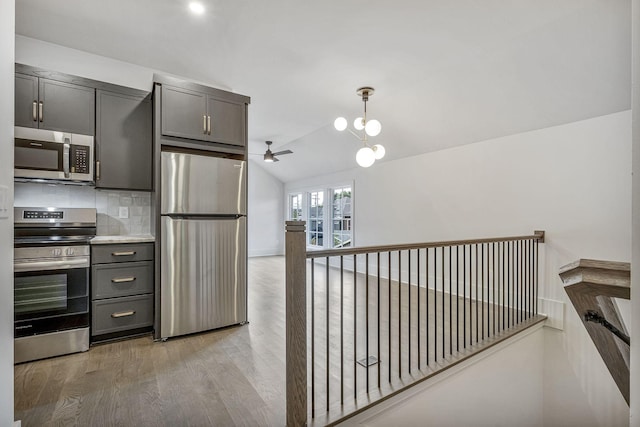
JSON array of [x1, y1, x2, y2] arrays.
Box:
[[15, 274, 68, 314], [14, 268, 88, 321]]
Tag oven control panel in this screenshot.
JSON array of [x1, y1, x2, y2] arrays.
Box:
[[22, 210, 63, 220], [14, 245, 90, 262]]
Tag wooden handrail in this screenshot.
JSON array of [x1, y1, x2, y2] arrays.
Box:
[[306, 230, 545, 259], [559, 259, 630, 405]]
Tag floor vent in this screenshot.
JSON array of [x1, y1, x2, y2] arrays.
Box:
[[356, 356, 379, 368]]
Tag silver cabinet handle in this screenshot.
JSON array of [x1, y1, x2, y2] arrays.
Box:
[[111, 277, 136, 283], [32, 101, 37, 121], [203, 115, 207, 134], [207, 115, 211, 135], [63, 139, 70, 178], [38, 101, 43, 122], [96, 160, 101, 181], [112, 251, 136, 256], [111, 310, 136, 318]]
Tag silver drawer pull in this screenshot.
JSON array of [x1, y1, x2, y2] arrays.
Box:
[[111, 276, 136, 283], [112, 251, 136, 256], [111, 310, 136, 318]]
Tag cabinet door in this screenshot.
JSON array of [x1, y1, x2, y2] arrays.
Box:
[[207, 96, 246, 147], [15, 73, 39, 128], [161, 85, 208, 141], [39, 78, 95, 135], [96, 90, 152, 190]]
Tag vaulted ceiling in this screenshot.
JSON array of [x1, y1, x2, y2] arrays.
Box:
[[16, 0, 631, 182]]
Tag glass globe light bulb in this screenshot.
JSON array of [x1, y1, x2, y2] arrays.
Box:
[[353, 117, 365, 131], [365, 119, 382, 137], [334, 117, 347, 131], [356, 146, 376, 167], [372, 144, 385, 160]]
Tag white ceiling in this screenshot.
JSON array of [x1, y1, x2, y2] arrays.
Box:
[[16, 0, 631, 182]]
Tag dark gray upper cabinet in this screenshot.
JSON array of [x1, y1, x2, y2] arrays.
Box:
[[161, 84, 246, 147], [161, 85, 207, 141], [96, 90, 152, 191], [207, 96, 245, 147], [14, 72, 95, 135], [14, 73, 38, 129]]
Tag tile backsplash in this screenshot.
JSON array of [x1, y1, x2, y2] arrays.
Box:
[[14, 182, 152, 236]]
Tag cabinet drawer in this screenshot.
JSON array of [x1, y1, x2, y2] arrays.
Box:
[[92, 243, 154, 264], [92, 261, 153, 299], [92, 294, 153, 336]]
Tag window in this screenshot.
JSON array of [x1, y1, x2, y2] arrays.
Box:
[[288, 184, 353, 249], [308, 190, 324, 247], [332, 187, 351, 248], [289, 193, 303, 220]]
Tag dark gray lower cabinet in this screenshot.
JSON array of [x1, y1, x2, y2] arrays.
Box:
[[96, 90, 152, 190], [91, 242, 154, 341]]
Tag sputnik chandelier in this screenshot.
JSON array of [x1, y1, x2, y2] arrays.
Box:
[[334, 87, 385, 167]]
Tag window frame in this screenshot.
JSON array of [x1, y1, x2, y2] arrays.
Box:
[[286, 182, 354, 250]]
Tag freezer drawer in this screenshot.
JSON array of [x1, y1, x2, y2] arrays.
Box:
[[161, 151, 246, 215], [160, 216, 247, 339]]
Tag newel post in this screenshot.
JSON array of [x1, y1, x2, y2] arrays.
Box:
[[285, 221, 307, 426]]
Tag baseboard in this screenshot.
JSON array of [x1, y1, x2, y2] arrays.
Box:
[[248, 249, 284, 258], [539, 297, 565, 330]]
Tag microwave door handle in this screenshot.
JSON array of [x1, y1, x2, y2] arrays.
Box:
[[63, 138, 70, 178]]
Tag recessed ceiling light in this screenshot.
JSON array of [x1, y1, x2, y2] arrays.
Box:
[[189, 2, 205, 15]]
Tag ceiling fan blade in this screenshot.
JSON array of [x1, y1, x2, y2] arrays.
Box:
[[273, 157, 280, 162], [272, 150, 293, 156]]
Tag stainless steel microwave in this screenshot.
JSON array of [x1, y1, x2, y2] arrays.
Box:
[[14, 127, 94, 184]]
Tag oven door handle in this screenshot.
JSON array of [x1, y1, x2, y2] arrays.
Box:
[[14, 257, 90, 272]]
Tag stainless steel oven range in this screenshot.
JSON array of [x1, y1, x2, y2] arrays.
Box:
[[14, 207, 96, 364]]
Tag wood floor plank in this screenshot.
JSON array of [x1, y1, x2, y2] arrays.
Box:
[[15, 255, 539, 426]]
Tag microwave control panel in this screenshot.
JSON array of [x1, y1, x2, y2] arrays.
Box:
[[71, 145, 90, 174]]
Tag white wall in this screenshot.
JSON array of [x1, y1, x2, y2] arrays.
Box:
[[1, 2, 15, 425], [248, 160, 285, 257], [16, 35, 155, 91], [342, 325, 545, 427], [631, 0, 640, 426], [286, 111, 632, 426]]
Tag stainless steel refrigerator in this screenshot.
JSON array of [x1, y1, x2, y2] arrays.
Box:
[[159, 151, 247, 339]]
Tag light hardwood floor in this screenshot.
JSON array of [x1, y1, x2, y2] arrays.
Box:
[[15, 256, 543, 426], [15, 256, 288, 427]]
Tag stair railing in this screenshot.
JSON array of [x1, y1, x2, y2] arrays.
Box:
[[560, 259, 631, 405], [286, 222, 546, 426]]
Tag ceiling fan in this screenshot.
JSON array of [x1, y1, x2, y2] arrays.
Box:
[[261, 141, 293, 163]]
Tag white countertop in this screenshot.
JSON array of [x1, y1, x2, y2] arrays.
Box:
[[91, 235, 155, 244]]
